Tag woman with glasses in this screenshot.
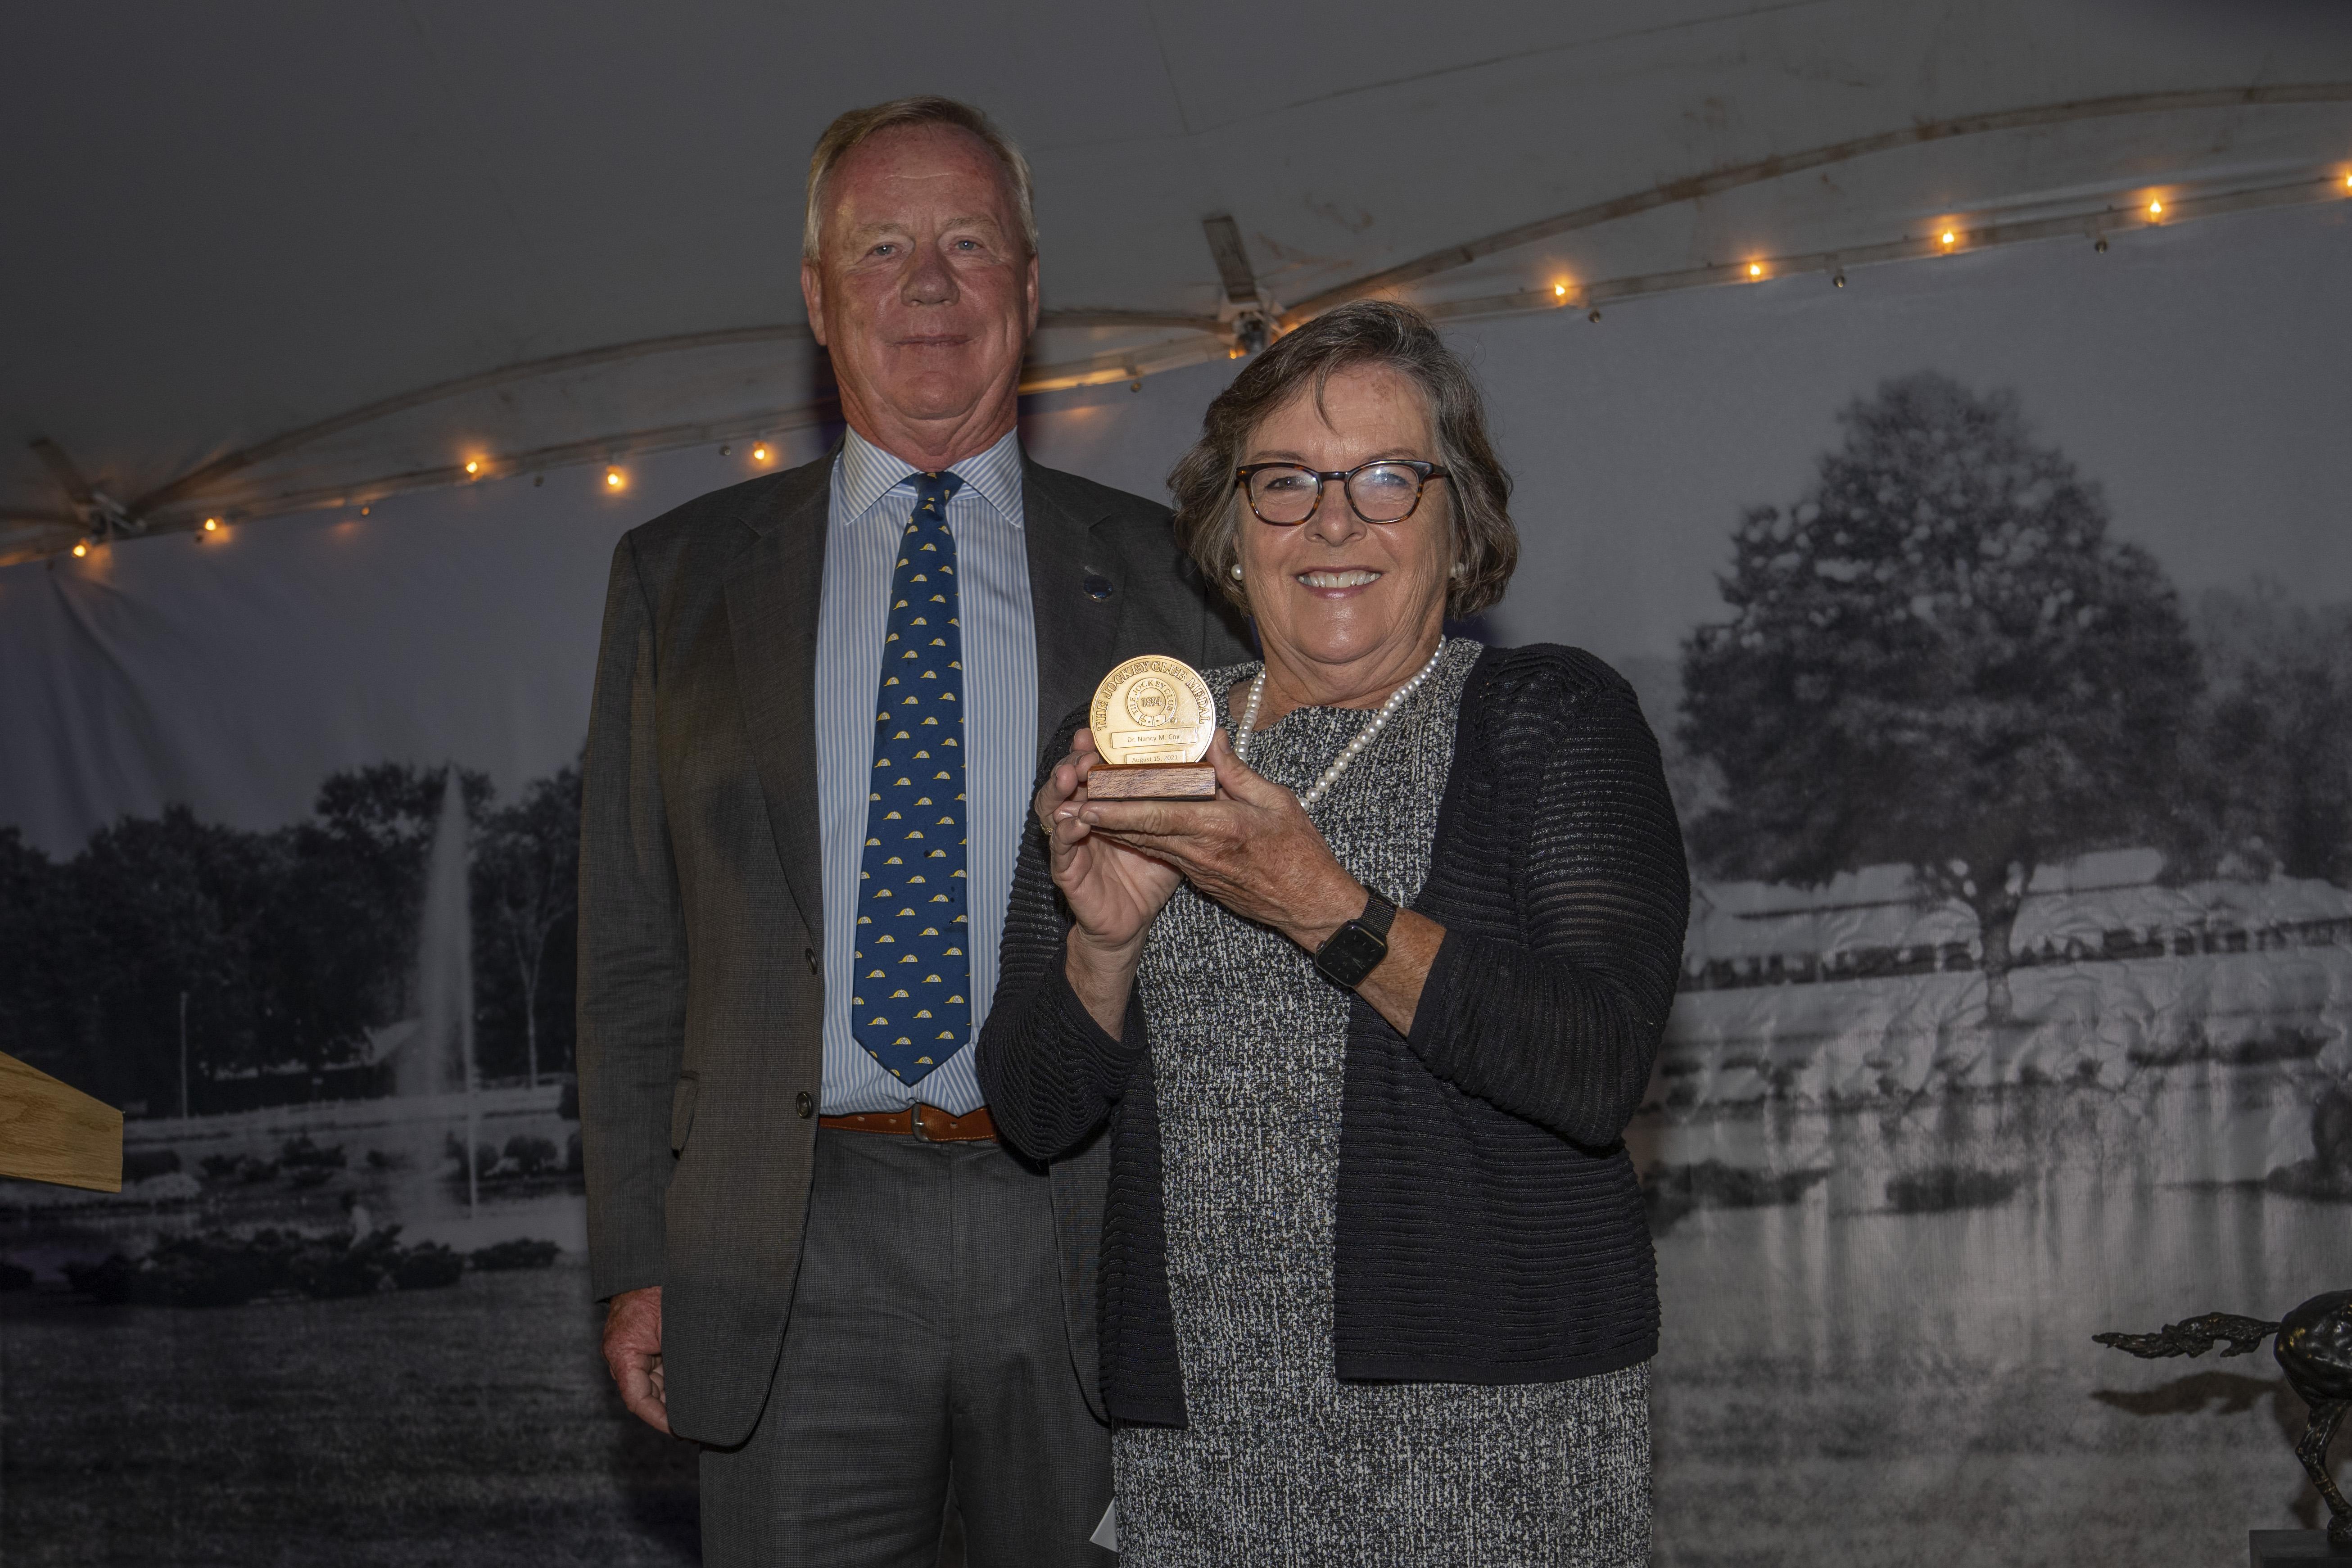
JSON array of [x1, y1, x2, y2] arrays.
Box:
[[978, 300, 1687, 1565]]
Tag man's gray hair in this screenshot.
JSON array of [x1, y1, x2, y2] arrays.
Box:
[[803, 97, 1038, 263]]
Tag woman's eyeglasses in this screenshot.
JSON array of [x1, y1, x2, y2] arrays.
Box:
[[1234, 460, 1450, 526]]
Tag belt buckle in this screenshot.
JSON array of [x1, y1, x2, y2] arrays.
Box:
[[910, 1105, 935, 1143]]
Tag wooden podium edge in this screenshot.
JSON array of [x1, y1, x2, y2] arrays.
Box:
[[0, 1050, 125, 1192]]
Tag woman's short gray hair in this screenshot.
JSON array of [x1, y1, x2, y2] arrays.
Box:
[[1168, 300, 1518, 619], [804, 97, 1037, 263]]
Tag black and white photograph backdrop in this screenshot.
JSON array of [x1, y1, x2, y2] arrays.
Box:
[[4, 4, 2351, 1565]]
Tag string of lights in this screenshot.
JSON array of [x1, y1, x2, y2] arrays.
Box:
[[1416, 169, 2349, 329], [41, 151, 2352, 565]]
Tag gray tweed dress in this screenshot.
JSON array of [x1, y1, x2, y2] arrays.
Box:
[[1112, 638, 1652, 1567]]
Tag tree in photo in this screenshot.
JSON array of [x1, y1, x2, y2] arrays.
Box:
[[0, 828, 75, 1077], [258, 762, 493, 1075], [55, 809, 281, 1110], [0, 756, 598, 1115], [2189, 586, 2352, 885], [474, 762, 580, 1088], [1679, 371, 2203, 1024]]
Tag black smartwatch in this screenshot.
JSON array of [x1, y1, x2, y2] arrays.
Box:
[[1313, 888, 1398, 990]]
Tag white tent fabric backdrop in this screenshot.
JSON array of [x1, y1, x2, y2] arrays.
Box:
[[4, 6, 2352, 1564], [4, 0, 2350, 560]]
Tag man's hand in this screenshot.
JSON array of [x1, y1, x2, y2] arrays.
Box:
[[603, 1284, 671, 1435]]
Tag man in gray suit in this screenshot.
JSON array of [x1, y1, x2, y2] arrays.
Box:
[[577, 96, 1247, 1565]]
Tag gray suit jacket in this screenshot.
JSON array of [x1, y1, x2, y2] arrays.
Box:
[[576, 446, 1251, 1447]]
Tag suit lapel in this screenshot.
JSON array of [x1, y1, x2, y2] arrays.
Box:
[[1021, 458, 1122, 730], [723, 457, 833, 938]]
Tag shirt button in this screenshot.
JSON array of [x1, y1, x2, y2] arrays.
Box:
[[1083, 572, 1113, 601], [796, 1091, 814, 1119], [804, 947, 818, 975]]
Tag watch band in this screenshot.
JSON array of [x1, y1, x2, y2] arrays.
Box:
[[1313, 888, 1398, 990]]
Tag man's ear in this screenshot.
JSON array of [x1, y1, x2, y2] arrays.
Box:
[[1024, 251, 1040, 336], [801, 259, 829, 348]]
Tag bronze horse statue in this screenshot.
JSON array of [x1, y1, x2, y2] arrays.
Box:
[[2096, 1290, 2352, 1543]]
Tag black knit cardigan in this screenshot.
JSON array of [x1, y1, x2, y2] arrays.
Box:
[[976, 643, 1690, 1428]]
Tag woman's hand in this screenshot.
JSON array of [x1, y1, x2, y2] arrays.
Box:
[[1076, 729, 1365, 954], [1040, 729, 1182, 1031], [1040, 729, 1185, 950]]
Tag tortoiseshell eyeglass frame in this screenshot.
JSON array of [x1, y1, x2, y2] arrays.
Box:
[[1233, 459, 1451, 527]]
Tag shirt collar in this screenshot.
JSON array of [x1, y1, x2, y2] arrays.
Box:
[[835, 425, 1025, 531]]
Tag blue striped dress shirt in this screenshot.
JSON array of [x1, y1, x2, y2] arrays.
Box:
[[815, 427, 1036, 1115]]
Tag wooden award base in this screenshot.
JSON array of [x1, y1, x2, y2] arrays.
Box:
[[1087, 762, 1216, 800]]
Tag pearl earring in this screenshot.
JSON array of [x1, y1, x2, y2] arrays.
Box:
[[1449, 560, 1466, 579], [1230, 562, 1244, 581]]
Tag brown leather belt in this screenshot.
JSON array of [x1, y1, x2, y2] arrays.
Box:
[[818, 1104, 998, 1143]]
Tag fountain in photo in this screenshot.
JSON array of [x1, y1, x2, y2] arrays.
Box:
[[405, 768, 483, 1216]]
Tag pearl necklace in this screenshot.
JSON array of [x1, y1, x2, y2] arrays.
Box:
[[1233, 640, 1448, 809]]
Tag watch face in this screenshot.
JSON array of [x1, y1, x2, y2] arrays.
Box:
[[1316, 922, 1388, 989]]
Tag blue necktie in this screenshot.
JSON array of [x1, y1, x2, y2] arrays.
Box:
[[852, 471, 970, 1087]]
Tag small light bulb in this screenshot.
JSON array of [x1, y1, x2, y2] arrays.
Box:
[[752, 444, 770, 463], [360, 506, 371, 516], [464, 459, 480, 475], [2095, 236, 2109, 253], [1833, 271, 1847, 288], [72, 539, 89, 557], [1940, 230, 1956, 246], [1552, 281, 1568, 298], [2148, 199, 2163, 216], [1748, 262, 1763, 277], [203, 516, 219, 532], [1587, 308, 1602, 323], [718, 443, 732, 457], [606, 468, 625, 489]]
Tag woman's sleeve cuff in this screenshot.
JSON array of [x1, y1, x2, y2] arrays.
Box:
[[1044, 935, 1150, 1076]]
